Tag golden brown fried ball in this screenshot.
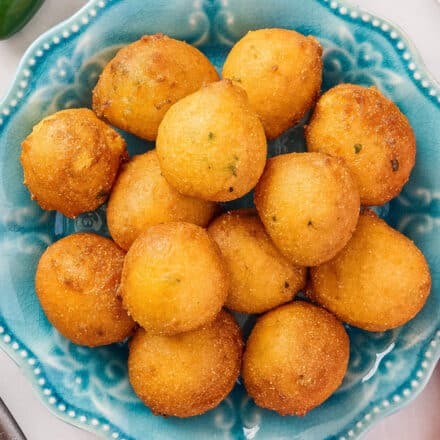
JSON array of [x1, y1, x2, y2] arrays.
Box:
[[208, 209, 306, 313], [254, 152, 360, 266], [20, 108, 127, 218], [222, 28, 322, 139], [121, 222, 228, 335], [107, 150, 216, 250], [242, 301, 349, 416], [128, 310, 242, 417], [35, 233, 135, 346], [309, 210, 431, 331], [93, 34, 219, 141], [305, 84, 416, 205], [156, 80, 267, 202]]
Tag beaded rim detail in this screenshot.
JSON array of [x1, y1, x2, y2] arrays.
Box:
[[0, 1, 439, 439]]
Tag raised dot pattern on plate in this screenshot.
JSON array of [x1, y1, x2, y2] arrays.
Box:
[[0, 1, 438, 440]]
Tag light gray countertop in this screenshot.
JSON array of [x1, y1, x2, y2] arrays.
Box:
[[0, 1, 439, 439]]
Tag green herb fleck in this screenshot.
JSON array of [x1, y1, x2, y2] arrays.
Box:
[[272, 215, 277, 222], [164, 276, 182, 284], [354, 143, 362, 154], [391, 159, 399, 172], [226, 155, 239, 177], [96, 189, 109, 200], [208, 131, 215, 140], [250, 45, 258, 59], [227, 163, 238, 176]]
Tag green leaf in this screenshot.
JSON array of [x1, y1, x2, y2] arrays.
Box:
[[0, 0, 44, 40]]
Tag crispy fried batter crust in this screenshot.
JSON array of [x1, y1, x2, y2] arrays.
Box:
[[254, 152, 360, 266], [208, 208, 306, 313], [21, 108, 127, 218], [223, 28, 322, 139], [156, 80, 267, 202], [107, 150, 216, 250], [35, 233, 135, 346], [128, 310, 243, 417], [309, 210, 431, 331], [242, 301, 349, 416], [93, 33, 219, 141], [305, 84, 416, 205], [121, 222, 228, 335]]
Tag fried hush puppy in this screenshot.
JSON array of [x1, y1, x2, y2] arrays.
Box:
[[121, 222, 228, 335], [21, 108, 127, 218], [93, 33, 219, 141], [128, 310, 243, 417], [208, 209, 306, 313], [254, 152, 360, 266], [156, 79, 267, 202], [107, 150, 216, 250], [309, 210, 431, 331], [242, 301, 349, 416], [305, 83, 416, 205], [35, 233, 135, 347], [223, 28, 322, 139]]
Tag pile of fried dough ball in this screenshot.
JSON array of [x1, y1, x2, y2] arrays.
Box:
[[23, 29, 431, 418]]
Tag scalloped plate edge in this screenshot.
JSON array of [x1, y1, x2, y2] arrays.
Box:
[[337, 331, 440, 439], [319, 0, 440, 100], [0, 0, 439, 439], [0, 317, 133, 440]]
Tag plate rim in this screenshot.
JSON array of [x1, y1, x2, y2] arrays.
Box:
[[0, 0, 439, 439]]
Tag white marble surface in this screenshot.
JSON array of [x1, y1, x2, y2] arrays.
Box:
[[0, 0, 439, 439]]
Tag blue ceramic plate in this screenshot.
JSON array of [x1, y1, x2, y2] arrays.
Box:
[[0, 0, 439, 439]]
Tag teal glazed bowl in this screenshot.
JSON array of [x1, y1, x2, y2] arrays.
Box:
[[0, 1, 439, 439]]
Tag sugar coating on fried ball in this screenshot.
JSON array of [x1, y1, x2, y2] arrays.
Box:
[[21, 108, 127, 218], [305, 84, 416, 206], [309, 210, 431, 331], [128, 310, 242, 417], [254, 152, 360, 266], [92, 33, 219, 141], [208, 209, 306, 313], [156, 80, 267, 202], [222, 28, 322, 139], [107, 150, 216, 250], [121, 222, 228, 335], [242, 301, 349, 416], [35, 233, 135, 347]]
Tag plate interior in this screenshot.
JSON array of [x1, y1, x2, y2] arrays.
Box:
[[0, 1, 439, 439]]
